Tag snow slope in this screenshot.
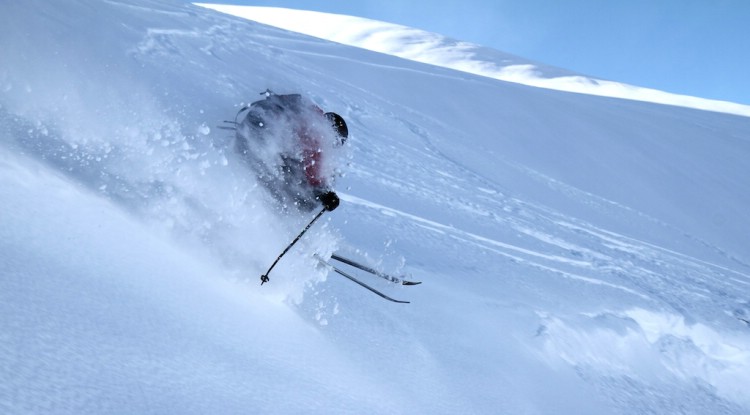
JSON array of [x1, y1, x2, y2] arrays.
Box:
[[198, 4, 750, 118], [2, 0, 750, 413]]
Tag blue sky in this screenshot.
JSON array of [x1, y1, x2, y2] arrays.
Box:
[[199, 0, 750, 105]]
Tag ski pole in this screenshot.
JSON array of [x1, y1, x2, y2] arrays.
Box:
[[260, 207, 326, 285]]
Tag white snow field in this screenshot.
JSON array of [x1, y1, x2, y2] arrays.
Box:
[[2, 1, 750, 414]]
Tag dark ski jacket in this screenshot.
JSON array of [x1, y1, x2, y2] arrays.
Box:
[[235, 93, 347, 211]]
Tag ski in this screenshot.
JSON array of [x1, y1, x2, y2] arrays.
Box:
[[314, 255, 410, 304], [330, 253, 422, 285]]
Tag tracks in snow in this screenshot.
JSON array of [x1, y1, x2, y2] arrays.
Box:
[[339, 191, 750, 320]]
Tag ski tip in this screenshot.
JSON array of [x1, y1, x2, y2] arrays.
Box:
[[402, 280, 422, 286]]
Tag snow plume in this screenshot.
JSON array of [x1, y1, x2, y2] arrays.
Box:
[[0, 0, 335, 303]]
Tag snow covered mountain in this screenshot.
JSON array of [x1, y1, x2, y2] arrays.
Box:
[[198, 4, 750, 118], [2, 0, 750, 414]]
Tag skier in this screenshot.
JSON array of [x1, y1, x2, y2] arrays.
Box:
[[235, 91, 348, 212], [242, 92, 418, 299]]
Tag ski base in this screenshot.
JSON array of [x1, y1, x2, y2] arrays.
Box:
[[314, 255, 410, 304]]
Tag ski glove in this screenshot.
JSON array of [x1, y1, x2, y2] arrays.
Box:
[[317, 191, 340, 211]]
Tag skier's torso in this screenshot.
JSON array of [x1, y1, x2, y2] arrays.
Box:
[[235, 93, 346, 211]]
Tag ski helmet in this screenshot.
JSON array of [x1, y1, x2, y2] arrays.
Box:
[[325, 112, 348, 144]]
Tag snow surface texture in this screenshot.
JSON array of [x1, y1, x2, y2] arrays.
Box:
[[2, 0, 750, 414], [199, 4, 750, 118]]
